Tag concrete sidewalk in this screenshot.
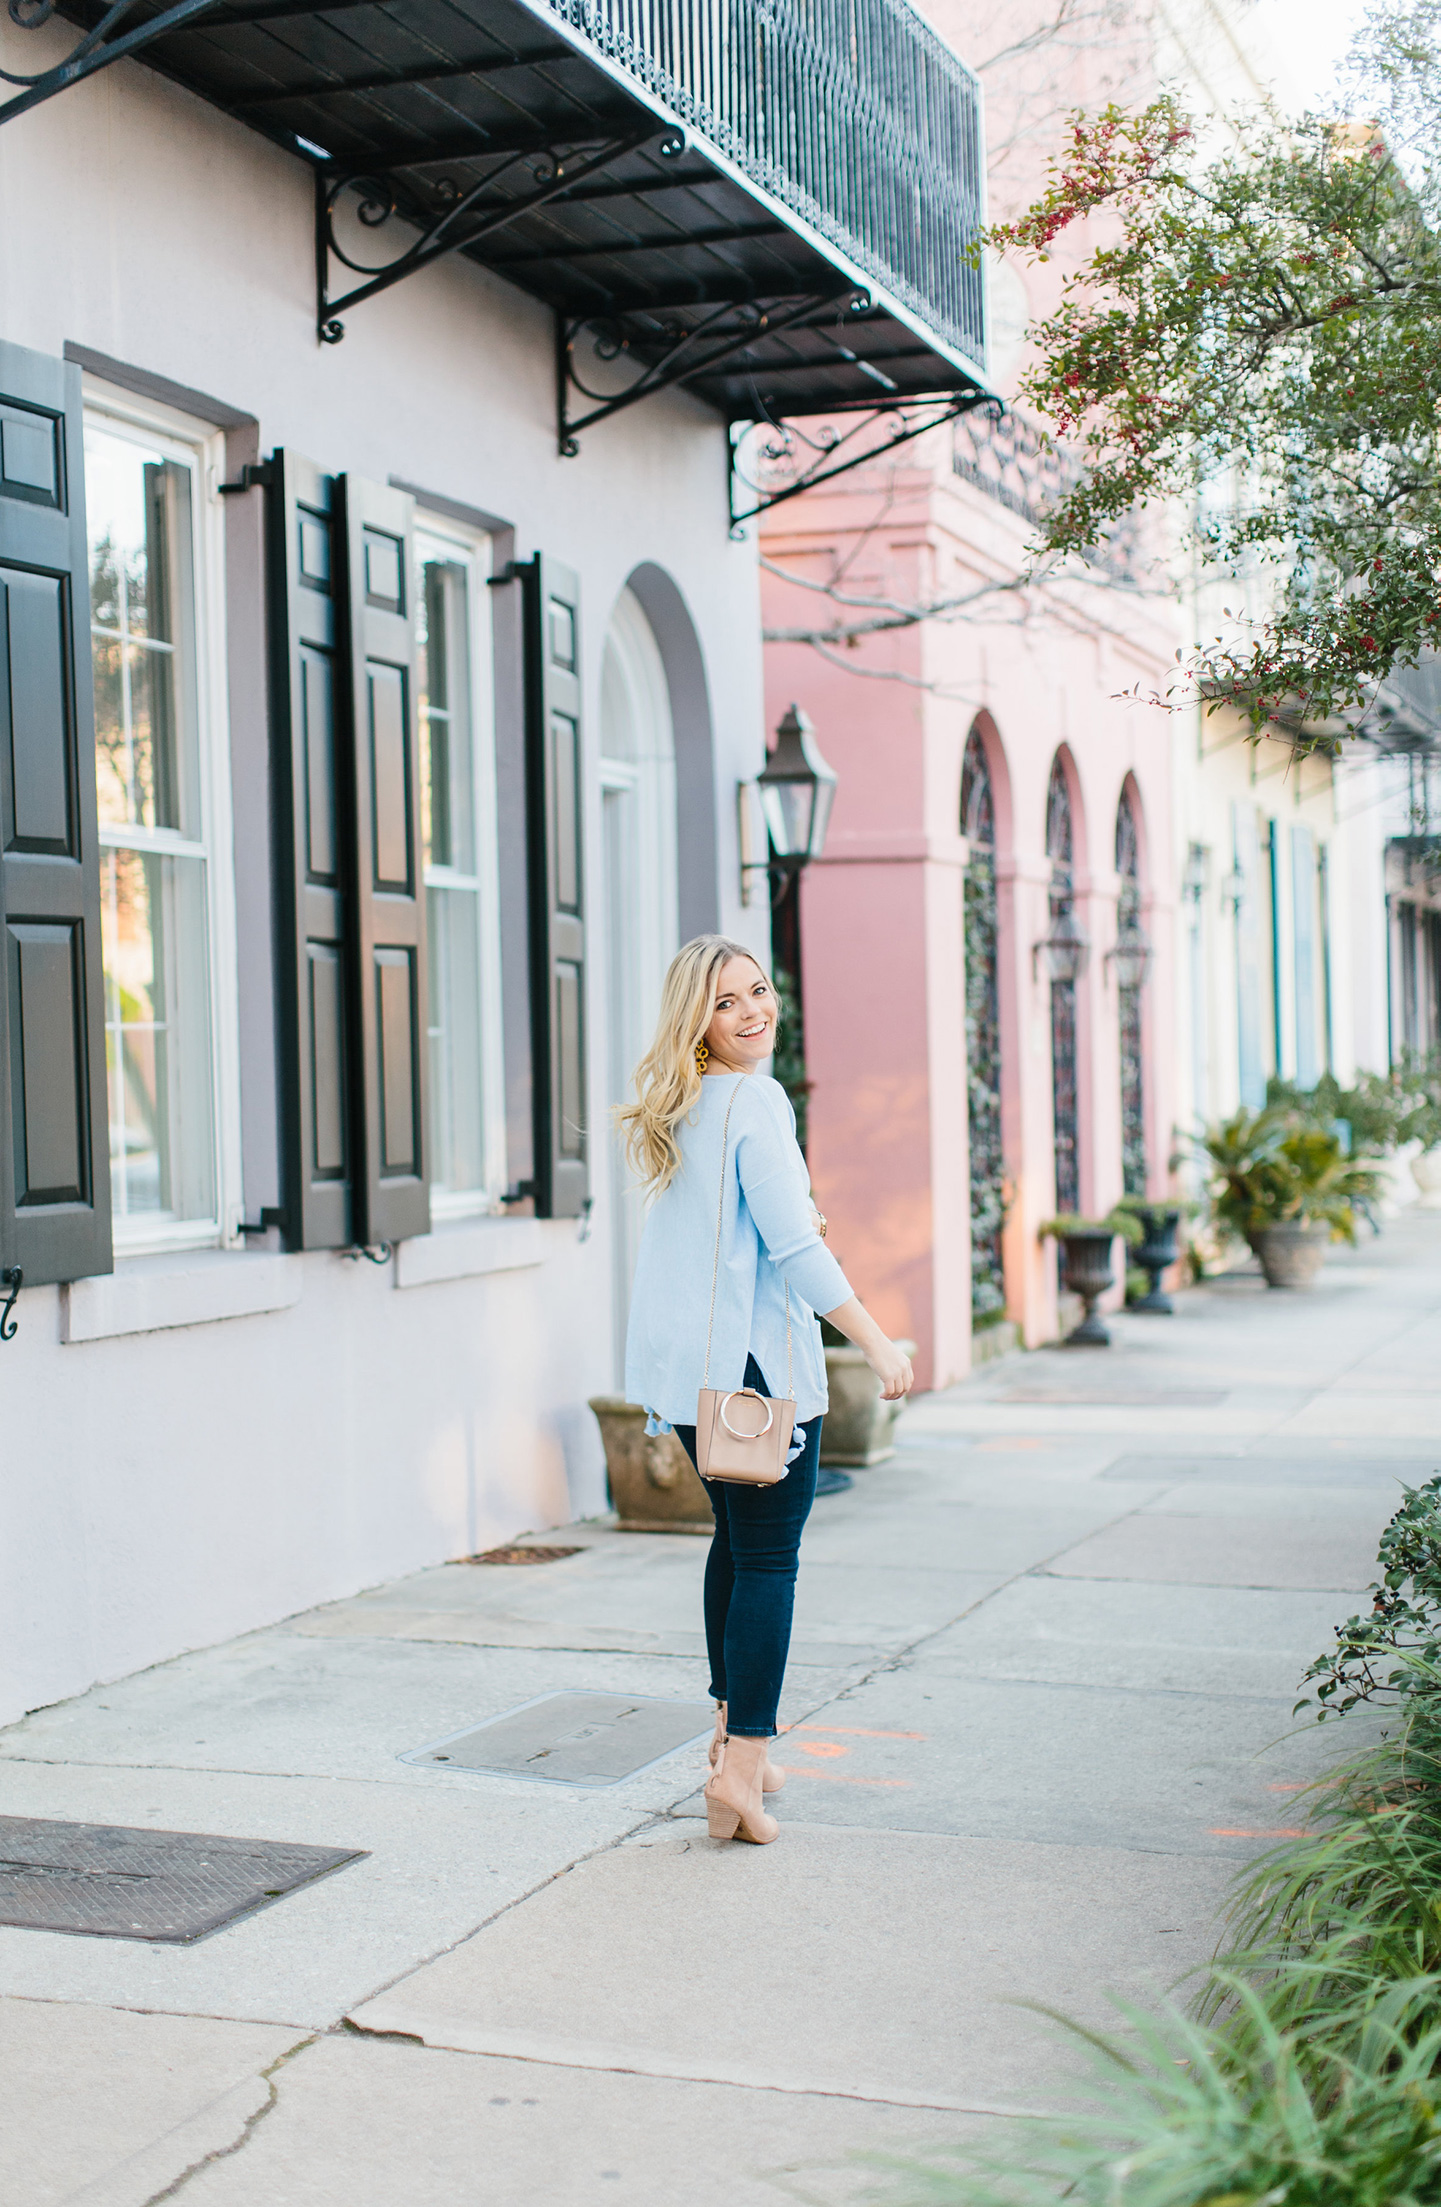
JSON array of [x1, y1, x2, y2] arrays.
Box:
[[4, 1216, 1440, 2206]]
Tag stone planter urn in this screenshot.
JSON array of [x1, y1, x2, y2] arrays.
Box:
[[1058, 1230, 1117, 1346], [587, 1398, 712, 1533], [820, 1340, 919, 1467], [1130, 1206, 1181, 1314], [1254, 1219, 1331, 1290], [1412, 1148, 1441, 1209]]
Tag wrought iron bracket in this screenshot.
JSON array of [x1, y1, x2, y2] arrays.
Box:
[[0, 1265, 20, 1342], [0, 0, 229, 130], [315, 123, 666, 344], [727, 389, 994, 533], [556, 291, 857, 457]]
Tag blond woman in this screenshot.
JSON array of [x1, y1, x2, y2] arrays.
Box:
[[622, 935, 913, 1845]]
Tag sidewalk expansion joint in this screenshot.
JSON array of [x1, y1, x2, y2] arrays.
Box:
[[140, 2033, 316, 2205], [779, 1492, 1167, 1730], [335, 1810, 666, 2019]]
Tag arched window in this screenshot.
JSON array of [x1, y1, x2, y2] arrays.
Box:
[[1046, 755, 1080, 1214], [962, 727, 1005, 1321], [1116, 784, 1147, 1195]]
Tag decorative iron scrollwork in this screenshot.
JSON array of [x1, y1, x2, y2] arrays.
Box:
[[0, 1266, 21, 1343], [557, 294, 833, 457], [728, 384, 991, 532], [1, 0, 226, 118], [315, 124, 656, 345]]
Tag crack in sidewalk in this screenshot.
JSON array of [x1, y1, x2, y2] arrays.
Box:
[[139, 2036, 316, 2205]]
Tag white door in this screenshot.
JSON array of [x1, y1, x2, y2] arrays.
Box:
[[600, 589, 679, 1384]]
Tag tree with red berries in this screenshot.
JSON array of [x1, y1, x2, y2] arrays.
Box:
[[991, 5, 1441, 731]]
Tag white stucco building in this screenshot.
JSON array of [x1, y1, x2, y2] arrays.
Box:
[[0, 0, 990, 1724]]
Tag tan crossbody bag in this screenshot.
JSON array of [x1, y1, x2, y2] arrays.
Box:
[[694, 1083, 796, 1485]]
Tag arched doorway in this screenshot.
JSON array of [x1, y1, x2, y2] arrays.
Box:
[[600, 587, 679, 1378], [1115, 782, 1147, 1195], [1046, 755, 1080, 1214], [962, 725, 1005, 1322]]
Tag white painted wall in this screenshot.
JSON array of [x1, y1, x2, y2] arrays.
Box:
[[0, 33, 772, 1723]]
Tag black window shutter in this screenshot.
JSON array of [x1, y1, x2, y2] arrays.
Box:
[[521, 554, 587, 1219], [0, 340, 112, 1287], [337, 475, 429, 1247], [267, 451, 354, 1248]]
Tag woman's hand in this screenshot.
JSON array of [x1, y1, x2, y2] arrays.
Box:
[[822, 1296, 915, 1402], [867, 1338, 915, 1402]]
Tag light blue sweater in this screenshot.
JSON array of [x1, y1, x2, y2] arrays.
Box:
[[625, 1070, 855, 1431]]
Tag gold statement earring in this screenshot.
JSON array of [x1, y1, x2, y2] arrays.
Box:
[[695, 1039, 709, 1071]]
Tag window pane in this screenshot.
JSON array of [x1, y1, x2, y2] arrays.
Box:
[[427, 883, 484, 1195], [86, 427, 199, 835], [101, 846, 215, 1223], [417, 553, 475, 876]]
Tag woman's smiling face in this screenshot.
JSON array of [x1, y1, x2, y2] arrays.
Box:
[[701, 956, 777, 1073]]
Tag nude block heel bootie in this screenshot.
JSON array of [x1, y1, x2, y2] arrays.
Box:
[[705, 1733, 780, 1845], [709, 1703, 785, 1794]]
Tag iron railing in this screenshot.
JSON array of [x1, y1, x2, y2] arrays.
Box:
[[542, 0, 987, 368]]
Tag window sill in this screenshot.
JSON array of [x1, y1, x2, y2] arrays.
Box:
[[63, 1249, 303, 1343], [393, 1216, 546, 1289]]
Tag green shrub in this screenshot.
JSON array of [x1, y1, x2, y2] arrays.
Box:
[[871, 1988, 1441, 2206]]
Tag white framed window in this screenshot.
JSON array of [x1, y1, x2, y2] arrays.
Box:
[[83, 388, 241, 1253], [414, 518, 506, 1215]]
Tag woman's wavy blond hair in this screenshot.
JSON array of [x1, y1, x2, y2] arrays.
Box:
[[618, 934, 770, 1191]]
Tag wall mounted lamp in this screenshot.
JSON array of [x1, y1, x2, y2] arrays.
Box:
[[1105, 915, 1154, 989], [1033, 904, 1090, 984], [739, 703, 838, 904]]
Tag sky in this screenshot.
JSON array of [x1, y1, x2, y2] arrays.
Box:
[[1249, 0, 1373, 109]]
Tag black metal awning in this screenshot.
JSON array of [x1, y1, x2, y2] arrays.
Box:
[[16, 0, 991, 476]]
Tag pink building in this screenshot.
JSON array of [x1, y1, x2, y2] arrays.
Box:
[[760, 431, 1180, 1385]]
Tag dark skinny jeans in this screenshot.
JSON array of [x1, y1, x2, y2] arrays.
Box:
[[671, 1355, 821, 1738]]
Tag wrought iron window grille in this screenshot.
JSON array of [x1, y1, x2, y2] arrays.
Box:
[[953, 410, 1149, 590]]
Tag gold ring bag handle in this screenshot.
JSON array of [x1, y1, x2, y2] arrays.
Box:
[[695, 1084, 797, 1486]]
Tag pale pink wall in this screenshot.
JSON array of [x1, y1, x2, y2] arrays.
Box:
[[763, 456, 1180, 1374], [759, 0, 1185, 1376]]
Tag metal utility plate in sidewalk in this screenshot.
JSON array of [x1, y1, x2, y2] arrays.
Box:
[[402, 1691, 714, 1788], [0, 1817, 366, 1943]]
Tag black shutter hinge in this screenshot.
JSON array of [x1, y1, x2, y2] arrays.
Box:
[[487, 559, 535, 589], [237, 1207, 287, 1237], [498, 1180, 535, 1206], [0, 1267, 21, 1343], [218, 462, 274, 496], [340, 1242, 392, 1265]]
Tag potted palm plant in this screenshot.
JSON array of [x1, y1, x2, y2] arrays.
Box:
[[1039, 1210, 1143, 1345], [1398, 1052, 1441, 1207], [1199, 1108, 1382, 1288]]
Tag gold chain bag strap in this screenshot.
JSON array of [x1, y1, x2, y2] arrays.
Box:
[[694, 1083, 797, 1485]]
